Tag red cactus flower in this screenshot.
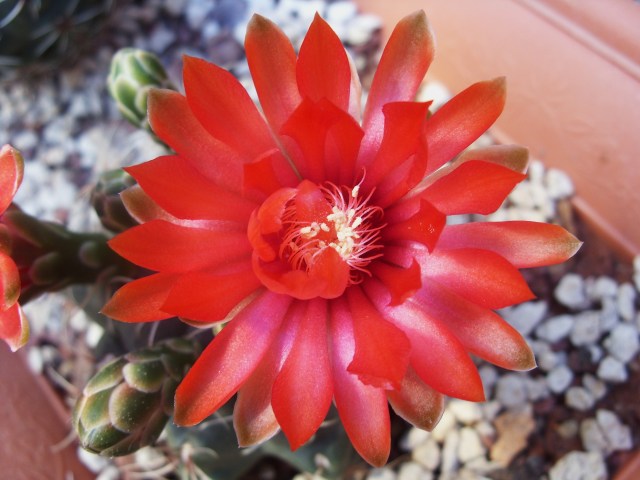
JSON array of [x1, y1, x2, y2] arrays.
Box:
[[103, 12, 581, 465], [0, 145, 29, 352]]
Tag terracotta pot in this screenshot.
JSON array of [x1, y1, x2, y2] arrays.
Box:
[[355, 0, 640, 261], [0, 343, 94, 480]]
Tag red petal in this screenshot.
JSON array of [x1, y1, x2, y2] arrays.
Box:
[[183, 56, 276, 160], [126, 155, 257, 222], [423, 160, 525, 215], [245, 14, 301, 134], [234, 302, 303, 446], [101, 273, 177, 322], [383, 198, 446, 252], [148, 89, 246, 193], [425, 78, 506, 175], [272, 299, 333, 450], [361, 101, 430, 187], [281, 98, 363, 184], [372, 146, 429, 208], [414, 280, 536, 371], [439, 221, 582, 268], [421, 248, 535, 310], [297, 14, 351, 112], [361, 11, 434, 161], [346, 287, 410, 390], [0, 303, 29, 352], [330, 298, 390, 467], [244, 149, 300, 198], [387, 367, 444, 431], [162, 269, 261, 323], [108, 219, 250, 273], [175, 291, 292, 426], [0, 145, 24, 214], [365, 280, 485, 402], [369, 260, 422, 306], [0, 252, 19, 310]]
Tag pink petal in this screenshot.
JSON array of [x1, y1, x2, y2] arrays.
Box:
[[414, 280, 536, 370], [234, 302, 303, 447], [183, 56, 276, 161], [346, 287, 410, 390], [0, 303, 29, 352], [101, 273, 177, 323], [148, 89, 246, 193], [0, 251, 20, 310], [245, 14, 301, 135], [296, 14, 351, 113], [175, 291, 292, 426], [365, 280, 485, 402], [126, 155, 257, 222], [108, 219, 250, 273], [425, 78, 506, 175], [361, 11, 434, 161], [421, 248, 536, 310], [438, 221, 582, 268], [0, 145, 24, 214], [272, 299, 333, 450], [423, 160, 526, 215], [329, 298, 390, 467], [387, 367, 444, 431]]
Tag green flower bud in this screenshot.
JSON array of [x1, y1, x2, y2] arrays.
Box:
[[73, 339, 200, 457], [107, 48, 175, 131]]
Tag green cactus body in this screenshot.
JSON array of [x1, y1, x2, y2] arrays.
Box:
[[73, 339, 200, 457]]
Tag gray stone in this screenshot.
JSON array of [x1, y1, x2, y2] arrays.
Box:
[[596, 409, 633, 452], [440, 430, 460, 474], [478, 365, 498, 393], [580, 418, 609, 453], [545, 168, 575, 199], [603, 323, 639, 363], [502, 300, 548, 337], [599, 297, 619, 332], [367, 468, 396, 480], [412, 437, 440, 471], [400, 427, 430, 452], [535, 314, 574, 343], [549, 451, 607, 480], [617, 283, 636, 321], [555, 274, 590, 309], [547, 365, 574, 394], [597, 356, 628, 383], [457, 427, 485, 464], [582, 374, 607, 401], [448, 400, 483, 425], [565, 386, 595, 411], [495, 374, 528, 409], [591, 276, 618, 300], [525, 376, 550, 401], [431, 409, 456, 443], [397, 462, 431, 480], [570, 311, 601, 347], [148, 25, 176, 52]]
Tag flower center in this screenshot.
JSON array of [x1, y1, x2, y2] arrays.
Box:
[[280, 182, 384, 283]]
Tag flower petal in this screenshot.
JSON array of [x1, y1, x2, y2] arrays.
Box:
[[438, 221, 582, 268], [101, 273, 177, 323], [245, 14, 301, 134], [361, 11, 434, 160], [126, 155, 257, 222], [383, 198, 446, 252], [244, 149, 300, 198], [423, 160, 526, 215], [346, 287, 410, 390], [330, 298, 390, 467], [234, 302, 303, 447], [108, 219, 250, 273], [161, 268, 261, 323], [0, 251, 20, 310], [369, 260, 422, 306], [0, 145, 24, 214], [297, 14, 351, 113], [183, 56, 276, 160], [425, 77, 506, 175], [365, 280, 485, 402], [175, 291, 292, 426], [413, 280, 536, 371], [0, 303, 29, 352], [387, 367, 444, 431], [421, 248, 535, 310], [272, 299, 333, 450], [148, 89, 246, 192]]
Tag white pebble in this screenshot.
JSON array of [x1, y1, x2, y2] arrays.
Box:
[[580, 418, 609, 453], [412, 437, 440, 471], [397, 462, 431, 480], [545, 168, 575, 199], [617, 283, 636, 321], [570, 311, 601, 347], [501, 301, 548, 337], [495, 374, 528, 409], [603, 323, 639, 363], [400, 427, 430, 451], [457, 427, 485, 463], [367, 468, 396, 480], [555, 274, 590, 310], [440, 430, 460, 474], [598, 297, 619, 332], [597, 356, 628, 383], [448, 400, 483, 425], [525, 376, 550, 401], [535, 314, 574, 343], [582, 374, 607, 401], [549, 451, 607, 480], [590, 276, 618, 300], [565, 386, 595, 411], [596, 409, 633, 452], [430, 409, 456, 443], [547, 365, 574, 394]]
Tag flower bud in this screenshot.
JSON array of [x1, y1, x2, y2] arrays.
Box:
[[90, 169, 138, 233]]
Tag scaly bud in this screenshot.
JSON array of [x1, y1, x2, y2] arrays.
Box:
[[90, 169, 138, 233]]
